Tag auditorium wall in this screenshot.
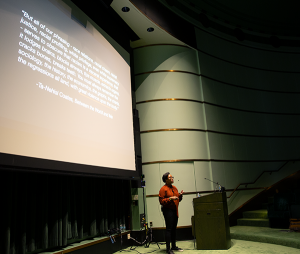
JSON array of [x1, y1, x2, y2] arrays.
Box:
[[134, 28, 300, 227]]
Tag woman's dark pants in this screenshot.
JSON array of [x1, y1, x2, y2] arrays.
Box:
[[162, 207, 178, 251]]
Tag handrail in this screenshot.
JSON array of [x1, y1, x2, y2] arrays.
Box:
[[226, 160, 290, 198], [146, 160, 298, 198], [146, 187, 266, 198]]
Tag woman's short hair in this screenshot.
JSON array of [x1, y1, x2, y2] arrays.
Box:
[[162, 172, 170, 183]]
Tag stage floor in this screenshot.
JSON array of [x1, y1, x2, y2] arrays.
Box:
[[41, 226, 300, 254], [117, 239, 299, 254], [117, 226, 300, 254]]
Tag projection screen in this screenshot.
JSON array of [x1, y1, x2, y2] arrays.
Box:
[[0, 0, 137, 176]]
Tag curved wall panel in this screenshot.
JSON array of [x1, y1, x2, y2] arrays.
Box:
[[208, 132, 300, 161], [136, 101, 205, 131], [200, 27, 300, 217], [198, 27, 300, 215], [205, 104, 300, 136], [134, 45, 207, 163], [209, 161, 283, 189], [141, 131, 209, 163], [199, 52, 300, 92], [134, 33, 300, 227], [196, 28, 300, 72], [135, 72, 202, 101], [134, 45, 199, 74], [202, 77, 300, 114], [134, 45, 211, 227]]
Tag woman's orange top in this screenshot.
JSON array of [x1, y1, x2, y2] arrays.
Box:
[[159, 184, 182, 217]]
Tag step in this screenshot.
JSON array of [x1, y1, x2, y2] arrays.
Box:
[[243, 209, 268, 219], [237, 218, 270, 227]]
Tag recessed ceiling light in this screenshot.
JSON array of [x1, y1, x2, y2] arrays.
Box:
[[147, 27, 154, 32], [122, 7, 130, 12]]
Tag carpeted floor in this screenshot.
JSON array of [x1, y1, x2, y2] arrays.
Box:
[[117, 239, 300, 254], [42, 225, 300, 253], [117, 224, 300, 254], [230, 226, 300, 249]]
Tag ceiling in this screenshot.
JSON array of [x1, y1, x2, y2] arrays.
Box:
[[179, 0, 300, 36], [70, 0, 300, 49]]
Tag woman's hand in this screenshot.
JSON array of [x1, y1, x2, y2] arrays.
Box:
[[170, 196, 179, 200], [179, 190, 184, 195]]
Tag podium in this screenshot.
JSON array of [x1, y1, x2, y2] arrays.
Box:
[[193, 192, 231, 250]]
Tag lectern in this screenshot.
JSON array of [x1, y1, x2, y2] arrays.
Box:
[[193, 192, 231, 250]]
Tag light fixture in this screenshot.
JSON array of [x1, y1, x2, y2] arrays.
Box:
[[121, 7, 130, 12], [147, 27, 154, 32]]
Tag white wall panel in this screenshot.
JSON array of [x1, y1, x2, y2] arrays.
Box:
[[239, 137, 274, 160], [147, 192, 195, 228], [194, 161, 213, 191], [227, 189, 263, 215], [145, 162, 196, 227], [202, 77, 240, 109], [202, 77, 300, 114], [218, 162, 239, 190], [141, 131, 209, 163], [199, 52, 300, 92], [196, 28, 300, 72], [231, 135, 249, 160], [208, 133, 236, 160], [204, 104, 233, 133], [210, 161, 226, 188], [227, 161, 300, 215], [262, 93, 300, 113], [135, 72, 202, 102], [231, 111, 268, 136], [268, 137, 300, 159], [142, 164, 161, 196], [177, 195, 194, 226], [205, 104, 300, 136], [211, 162, 268, 189], [209, 132, 300, 161], [255, 161, 300, 187], [264, 114, 300, 136], [134, 45, 199, 74], [146, 197, 165, 228], [212, 162, 258, 190], [134, 37, 300, 225], [137, 101, 205, 131], [220, 134, 236, 159], [210, 161, 283, 190], [207, 132, 223, 159], [160, 162, 195, 193]]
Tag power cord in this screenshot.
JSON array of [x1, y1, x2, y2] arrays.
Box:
[[119, 243, 161, 254]]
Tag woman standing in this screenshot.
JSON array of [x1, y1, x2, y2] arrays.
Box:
[[159, 172, 184, 254]]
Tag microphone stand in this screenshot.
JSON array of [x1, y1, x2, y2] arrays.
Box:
[[142, 183, 160, 249], [204, 178, 225, 192]]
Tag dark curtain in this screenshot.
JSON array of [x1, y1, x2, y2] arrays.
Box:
[[0, 170, 131, 254]]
